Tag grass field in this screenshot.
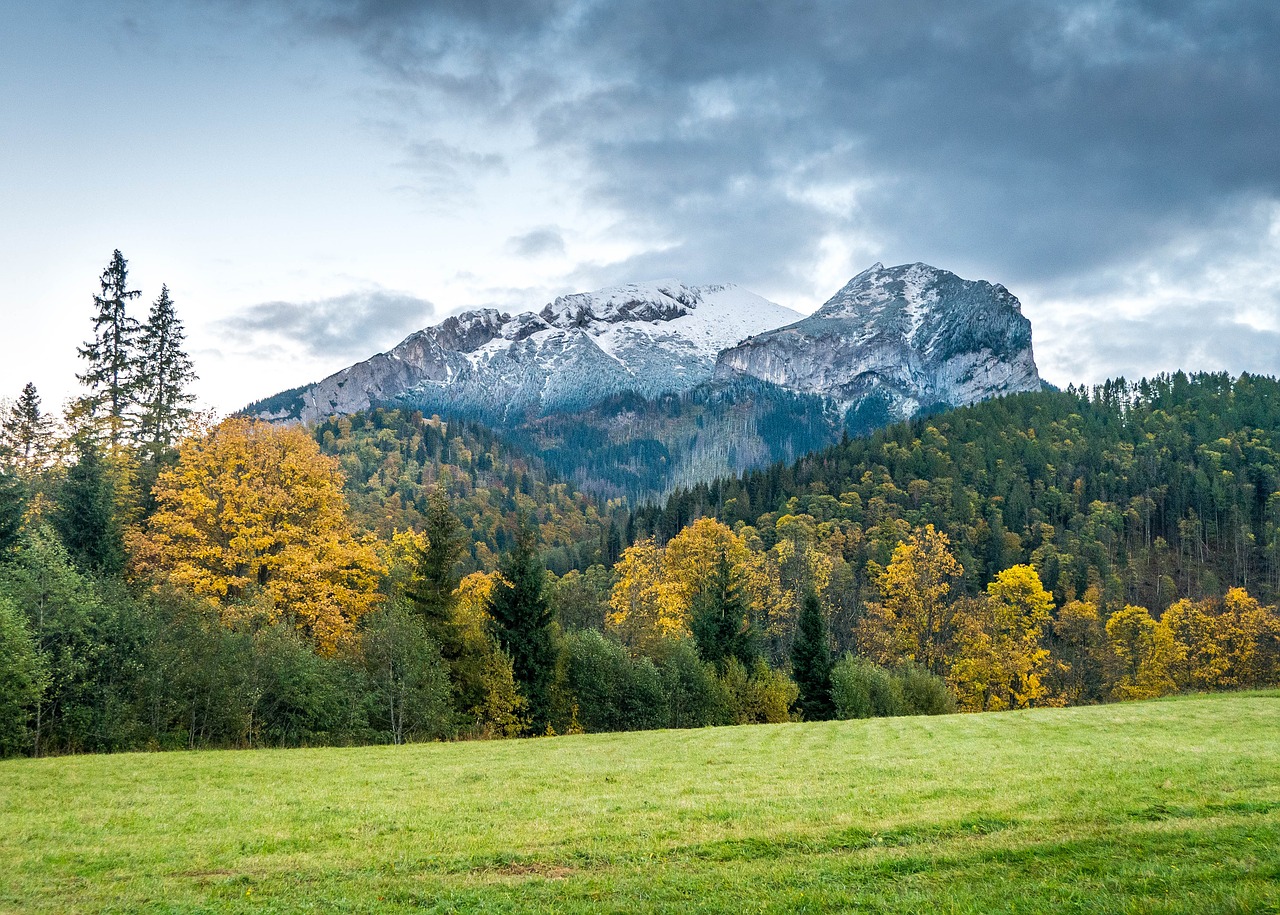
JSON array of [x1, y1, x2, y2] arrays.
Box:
[[2, 693, 1278, 914]]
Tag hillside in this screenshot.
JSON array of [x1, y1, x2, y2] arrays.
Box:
[[2, 693, 1276, 913], [639, 372, 1280, 609]]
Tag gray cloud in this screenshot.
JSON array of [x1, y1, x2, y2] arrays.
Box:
[[218, 289, 434, 360], [507, 226, 566, 258], [200, 0, 1280, 379]]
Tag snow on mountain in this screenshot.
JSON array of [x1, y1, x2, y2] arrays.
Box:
[[715, 262, 1043, 428], [254, 281, 801, 425]]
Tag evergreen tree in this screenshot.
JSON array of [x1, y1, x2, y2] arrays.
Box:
[[407, 488, 467, 655], [54, 438, 124, 575], [690, 549, 758, 669], [1, 383, 54, 473], [134, 284, 197, 461], [0, 468, 24, 557], [74, 250, 141, 446], [486, 524, 556, 733], [791, 590, 835, 720]]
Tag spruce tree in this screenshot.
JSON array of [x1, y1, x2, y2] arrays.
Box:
[[486, 524, 555, 733], [407, 487, 467, 657], [791, 590, 835, 720], [134, 284, 197, 461], [0, 468, 24, 557], [54, 438, 124, 575], [1, 383, 54, 474], [74, 250, 141, 446], [690, 549, 758, 669]]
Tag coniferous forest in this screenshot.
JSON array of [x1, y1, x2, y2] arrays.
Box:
[[1, 251, 1278, 758]]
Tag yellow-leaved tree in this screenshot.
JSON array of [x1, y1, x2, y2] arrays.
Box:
[[133, 418, 385, 653], [1105, 605, 1178, 700], [857, 524, 962, 675], [949, 564, 1055, 711]]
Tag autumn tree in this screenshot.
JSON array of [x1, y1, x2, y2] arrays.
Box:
[[135, 418, 384, 653], [1046, 597, 1109, 704], [134, 284, 197, 462], [74, 250, 141, 446], [607, 537, 682, 654], [1105, 605, 1178, 700], [949, 564, 1054, 711], [858, 524, 963, 675]]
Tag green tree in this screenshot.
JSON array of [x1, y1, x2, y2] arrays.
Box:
[[359, 601, 454, 744], [486, 525, 556, 733], [2, 383, 54, 474], [790, 589, 834, 720], [0, 468, 24, 557], [406, 487, 467, 654], [0, 595, 48, 757], [690, 549, 757, 669], [74, 249, 142, 445], [134, 284, 197, 462], [55, 438, 124, 575]]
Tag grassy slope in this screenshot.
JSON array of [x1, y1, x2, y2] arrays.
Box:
[[2, 693, 1278, 914]]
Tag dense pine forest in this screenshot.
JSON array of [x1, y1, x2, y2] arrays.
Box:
[[1, 251, 1277, 759]]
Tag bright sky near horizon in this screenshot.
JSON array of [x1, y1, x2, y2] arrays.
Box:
[[2, 1, 1278, 416]]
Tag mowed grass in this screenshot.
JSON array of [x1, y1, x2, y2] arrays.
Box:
[[1, 693, 1278, 914]]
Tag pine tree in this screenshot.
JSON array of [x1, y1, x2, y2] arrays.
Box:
[[134, 284, 197, 461], [0, 468, 24, 557], [791, 590, 834, 720], [54, 438, 124, 575], [407, 487, 467, 656], [74, 250, 142, 446], [690, 549, 758, 669], [486, 524, 556, 733], [1, 383, 54, 474]]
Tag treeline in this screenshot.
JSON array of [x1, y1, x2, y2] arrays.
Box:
[[636, 373, 1280, 607]]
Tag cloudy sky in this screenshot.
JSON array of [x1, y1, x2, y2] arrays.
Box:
[[3, 1, 1278, 414]]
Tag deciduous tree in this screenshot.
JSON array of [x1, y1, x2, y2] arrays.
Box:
[[135, 418, 384, 653]]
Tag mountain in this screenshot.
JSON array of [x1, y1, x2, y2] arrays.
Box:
[[248, 282, 801, 426], [246, 264, 1046, 500], [715, 262, 1043, 431]]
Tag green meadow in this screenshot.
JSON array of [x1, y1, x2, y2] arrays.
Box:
[[2, 693, 1278, 914]]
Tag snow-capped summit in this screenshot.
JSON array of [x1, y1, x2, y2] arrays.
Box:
[[255, 281, 801, 425], [716, 262, 1043, 428]]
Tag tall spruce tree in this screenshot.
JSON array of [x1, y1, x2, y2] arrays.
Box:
[[407, 488, 467, 656], [0, 468, 24, 556], [690, 549, 758, 669], [134, 284, 197, 461], [74, 250, 141, 446], [791, 590, 835, 720], [54, 438, 124, 575], [1, 383, 54, 474], [486, 524, 556, 733]]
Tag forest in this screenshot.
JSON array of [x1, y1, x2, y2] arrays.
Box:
[[1, 251, 1278, 757]]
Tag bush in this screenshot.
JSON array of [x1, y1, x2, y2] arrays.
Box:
[[717, 657, 799, 724], [831, 655, 904, 718], [0, 595, 47, 757], [565, 629, 666, 732], [831, 655, 956, 719], [654, 638, 723, 728], [894, 663, 956, 715]]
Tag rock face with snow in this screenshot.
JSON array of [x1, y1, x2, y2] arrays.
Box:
[[253, 282, 801, 425], [715, 262, 1043, 426]]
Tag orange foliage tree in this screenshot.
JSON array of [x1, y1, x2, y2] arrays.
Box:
[[133, 418, 385, 652]]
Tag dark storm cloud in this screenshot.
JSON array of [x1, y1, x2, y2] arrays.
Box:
[[217, 289, 434, 360], [507, 226, 566, 258], [253, 1, 1280, 283], [202, 0, 1280, 375]]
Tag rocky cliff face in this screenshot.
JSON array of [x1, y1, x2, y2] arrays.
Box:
[[715, 262, 1042, 426], [252, 282, 800, 425]]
